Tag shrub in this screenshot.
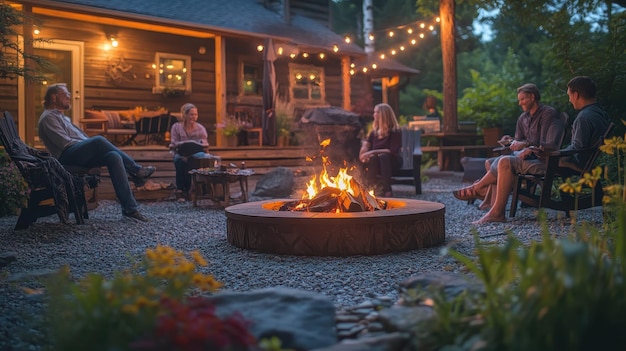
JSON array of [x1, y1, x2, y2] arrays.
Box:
[[44, 245, 259, 351], [410, 129, 626, 351], [0, 150, 29, 217]]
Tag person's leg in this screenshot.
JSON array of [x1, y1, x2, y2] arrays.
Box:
[[377, 153, 394, 196], [60, 136, 143, 175], [363, 157, 381, 193], [173, 155, 187, 191], [473, 157, 517, 223], [102, 150, 139, 214]]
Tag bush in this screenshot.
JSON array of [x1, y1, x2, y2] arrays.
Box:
[[0, 150, 29, 217], [410, 130, 626, 351], [44, 245, 259, 351]]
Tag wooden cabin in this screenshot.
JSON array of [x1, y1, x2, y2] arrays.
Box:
[[1, 0, 419, 199]]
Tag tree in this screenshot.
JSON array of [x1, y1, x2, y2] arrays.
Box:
[[0, 2, 52, 81]]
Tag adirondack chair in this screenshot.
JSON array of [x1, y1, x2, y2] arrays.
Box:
[[510, 122, 614, 218], [390, 127, 423, 195], [0, 111, 100, 229]]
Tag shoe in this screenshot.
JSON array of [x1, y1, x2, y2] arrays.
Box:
[[123, 211, 149, 222], [452, 185, 484, 201], [134, 166, 156, 179]]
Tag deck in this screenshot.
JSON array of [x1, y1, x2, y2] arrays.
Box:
[[99, 145, 319, 201]]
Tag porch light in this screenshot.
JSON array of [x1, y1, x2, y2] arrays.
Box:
[[277, 47, 284, 55], [289, 53, 297, 59], [33, 26, 41, 35], [110, 36, 118, 48], [344, 36, 351, 43], [332, 44, 339, 53], [257, 45, 264, 52], [318, 53, 325, 59], [368, 33, 374, 41], [302, 52, 309, 58]]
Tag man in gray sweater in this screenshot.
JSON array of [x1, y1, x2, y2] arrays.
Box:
[[38, 83, 155, 222]]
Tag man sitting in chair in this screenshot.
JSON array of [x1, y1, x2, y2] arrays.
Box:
[[453, 77, 609, 224], [38, 83, 155, 222]]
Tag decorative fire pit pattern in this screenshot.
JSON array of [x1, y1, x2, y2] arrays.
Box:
[[225, 199, 445, 256]]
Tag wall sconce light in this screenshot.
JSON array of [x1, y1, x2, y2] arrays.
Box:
[[257, 45, 264, 52], [33, 26, 41, 35], [109, 36, 119, 48]]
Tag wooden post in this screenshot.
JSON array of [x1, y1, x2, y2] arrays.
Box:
[[341, 56, 351, 111], [439, 0, 458, 134], [215, 35, 226, 147]]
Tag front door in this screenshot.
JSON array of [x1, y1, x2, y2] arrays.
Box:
[[19, 39, 84, 145]]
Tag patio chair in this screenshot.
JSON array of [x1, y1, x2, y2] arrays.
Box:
[[510, 122, 614, 218], [0, 111, 100, 229]]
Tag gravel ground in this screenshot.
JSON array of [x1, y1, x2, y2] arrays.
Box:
[[0, 172, 604, 350]]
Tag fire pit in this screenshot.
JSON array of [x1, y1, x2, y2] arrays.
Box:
[[225, 139, 445, 256], [225, 198, 445, 256]]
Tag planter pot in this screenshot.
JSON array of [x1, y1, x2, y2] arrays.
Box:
[[221, 134, 238, 147], [482, 127, 503, 146], [277, 135, 290, 147]]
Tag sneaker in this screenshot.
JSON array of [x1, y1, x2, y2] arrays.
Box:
[[123, 210, 149, 222], [135, 166, 156, 179]]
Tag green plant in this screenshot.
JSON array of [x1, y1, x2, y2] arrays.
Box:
[[44, 245, 245, 351], [411, 127, 626, 351], [216, 115, 241, 137], [457, 48, 524, 132], [274, 96, 295, 137], [0, 150, 29, 217]]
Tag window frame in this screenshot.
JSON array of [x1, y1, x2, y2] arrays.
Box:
[[288, 63, 326, 104], [152, 52, 192, 95]]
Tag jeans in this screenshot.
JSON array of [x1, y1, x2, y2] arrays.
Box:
[[174, 152, 210, 192], [364, 153, 402, 194], [59, 136, 141, 213]]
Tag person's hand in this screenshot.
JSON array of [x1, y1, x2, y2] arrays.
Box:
[[509, 140, 527, 151]]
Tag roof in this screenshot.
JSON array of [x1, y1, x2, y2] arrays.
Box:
[[29, 0, 366, 56]]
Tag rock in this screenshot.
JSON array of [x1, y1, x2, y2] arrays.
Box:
[[312, 332, 410, 351], [252, 167, 295, 197], [378, 305, 435, 333], [208, 287, 337, 350], [398, 271, 484, 303], [0, 252, 17, 268]]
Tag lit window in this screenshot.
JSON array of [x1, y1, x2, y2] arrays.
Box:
[[289, 63, 325, 102]]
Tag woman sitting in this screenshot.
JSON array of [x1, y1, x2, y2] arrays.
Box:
[[359, 103, 403, 197], [169, 103, 212, 201]]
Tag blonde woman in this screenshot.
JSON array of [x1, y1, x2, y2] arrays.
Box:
[[359, 103, 403, 197], [169, 103, 209, 200]]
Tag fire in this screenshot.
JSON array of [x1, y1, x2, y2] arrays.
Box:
[[280, 139, 386, 213]]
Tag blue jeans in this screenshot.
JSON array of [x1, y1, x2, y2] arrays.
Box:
[[174, 152, 210, 192], [60, 136, 141, 213]]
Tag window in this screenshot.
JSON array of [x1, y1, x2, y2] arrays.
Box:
[[289, 63, 325, 102], [239, 60, 262, 96], [152, 52, 191, 95]]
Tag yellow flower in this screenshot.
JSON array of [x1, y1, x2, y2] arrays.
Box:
[[559, 178, 582, 194], [121, 304, 139, 315], [578, 167, 602, 188], [191, 250, 208, 267]]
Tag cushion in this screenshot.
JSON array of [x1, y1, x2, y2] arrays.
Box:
[[84, 109, 106, 120]]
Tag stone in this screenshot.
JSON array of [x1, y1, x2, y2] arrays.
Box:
[[252, 167, 295, 197], [207, 287, 337, 350], [312, 332, 410, 351], [378, 305, 435, 333], [398, 271, 485, 302], [0, 252, 17, 268]]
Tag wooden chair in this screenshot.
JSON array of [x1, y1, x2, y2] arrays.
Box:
[[510, 122, 614, 218], [79, 109, 137, 146], [390, 127, 423, 195], [0, 111, 100, 230], [233, 106, 263, 146]]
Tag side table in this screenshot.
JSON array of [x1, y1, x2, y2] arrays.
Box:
[[189, 168, 255, 207]]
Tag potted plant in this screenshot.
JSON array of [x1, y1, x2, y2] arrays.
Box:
[[216, 115, 241, 147], [274, 95, 295, 147]]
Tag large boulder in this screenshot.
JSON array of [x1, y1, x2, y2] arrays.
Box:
[[252, 167, 294, 198]]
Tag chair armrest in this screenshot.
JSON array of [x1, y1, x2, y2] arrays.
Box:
[[79, 118, 109, 133]]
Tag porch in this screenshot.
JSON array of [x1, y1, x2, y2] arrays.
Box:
[[100, 145, 319, 201]]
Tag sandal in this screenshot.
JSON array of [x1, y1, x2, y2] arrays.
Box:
[[453, 185, 483, 201]]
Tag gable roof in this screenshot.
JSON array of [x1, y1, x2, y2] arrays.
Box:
[[31, 0, 367, 56]]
